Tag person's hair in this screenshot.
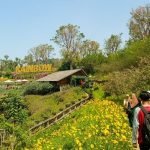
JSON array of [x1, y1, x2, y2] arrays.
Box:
[[139, 91, 150, 101]]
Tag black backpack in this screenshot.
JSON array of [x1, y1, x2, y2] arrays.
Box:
[[140, 106, 150, 145], [127, 102, 140, 127]]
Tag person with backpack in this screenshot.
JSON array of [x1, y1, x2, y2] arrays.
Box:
[[132, 91, 150, 150]]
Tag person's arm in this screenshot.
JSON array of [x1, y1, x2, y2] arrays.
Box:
[[131, 93, 139, 108]]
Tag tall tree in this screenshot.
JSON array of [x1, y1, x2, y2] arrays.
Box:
[[23, 54, 34, 65], [28, 44, 54, 64], [14, 57, 22, 66], [129, 4, 150, 40], [51, 24, 84, 69], [104, 34, 122, 55], [80, 40, 100, 58]]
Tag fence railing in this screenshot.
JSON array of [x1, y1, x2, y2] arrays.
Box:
[[0, 129, 6, 148], [29, 94, 91, 134]]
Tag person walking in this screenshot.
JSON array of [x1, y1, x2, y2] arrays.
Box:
[[124, 93, 140, 127], [132, 91, 150, 150]]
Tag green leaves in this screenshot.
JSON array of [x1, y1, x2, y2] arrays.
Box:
[[0, 95, 28, 124], [23, 81, 53, 95]]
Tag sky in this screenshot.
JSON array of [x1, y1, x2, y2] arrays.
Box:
[[0, 0, 149, 60]]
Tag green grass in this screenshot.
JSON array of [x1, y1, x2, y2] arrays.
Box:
[[0, 86, 24, 98], [24, 87, 87, 128]]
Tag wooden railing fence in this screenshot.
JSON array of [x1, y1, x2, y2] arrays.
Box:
[[0, 129, 6, 148]]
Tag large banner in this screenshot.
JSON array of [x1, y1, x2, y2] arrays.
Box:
[[15, 64, 52, 73]]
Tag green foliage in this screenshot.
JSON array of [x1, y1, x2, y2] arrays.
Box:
[[0, 116, 30, 150], [0, 94, 28, 124], [104, 57, 150, 96], [23, 81, 53, 95], [24, 87, 86, 127], [58, 61, 71, 71], [80, 53, 105, 74], [99, 38, 150, 74], [92, 83, 105, 99], [13, 126, 31, 149]]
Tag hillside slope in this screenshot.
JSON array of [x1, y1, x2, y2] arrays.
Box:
[[30, 99, 132, 150]]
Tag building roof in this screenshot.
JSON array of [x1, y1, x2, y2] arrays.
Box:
[[37, 69, 87, 82]]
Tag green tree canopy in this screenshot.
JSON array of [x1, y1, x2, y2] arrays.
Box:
[[52, 24, 85, 69]]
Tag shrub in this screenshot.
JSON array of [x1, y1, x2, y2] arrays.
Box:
[[23, 81, 53, 95], [71, 101, 75, 104], [52, 112, 56, 116], [65, 104, 70, 108], [59, 108, 63, 112], [104, 57, 150, 96]]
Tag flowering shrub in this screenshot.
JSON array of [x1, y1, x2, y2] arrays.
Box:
[[31, 100, 132, 149]]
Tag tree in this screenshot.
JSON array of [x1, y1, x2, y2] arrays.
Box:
[[80, 53, 105, 74], [104, 34, 122, 55], [23, 54, 34, 65], [0, 55, 17, 74], [129, 4, 150, 40], [14, 57, 22, 66], [51, 24, 85, 69], [28, 44, 54, 64], [80, 40, 100, 58]]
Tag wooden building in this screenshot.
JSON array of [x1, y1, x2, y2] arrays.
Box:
[[37, 69, 87, 91]]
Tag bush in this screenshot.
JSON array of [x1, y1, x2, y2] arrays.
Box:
[[104, 57, 150, 95], [23, 81, 53, 95]]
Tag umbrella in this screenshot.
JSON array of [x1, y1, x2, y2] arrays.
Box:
[[4, 80, 14, 83], [15, 79, 22, 83], [22, 79, 28, 82]]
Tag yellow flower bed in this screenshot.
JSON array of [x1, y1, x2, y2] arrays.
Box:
[[32, 100, 133, 150]]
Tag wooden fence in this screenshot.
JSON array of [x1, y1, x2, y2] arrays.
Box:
[[0, 129, 6, 148], [29, 94, 91, 134]]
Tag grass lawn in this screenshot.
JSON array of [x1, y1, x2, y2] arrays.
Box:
[[24, 87, 87, 128]]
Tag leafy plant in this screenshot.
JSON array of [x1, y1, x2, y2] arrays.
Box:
[[23, 81, 53, 95], [0, 94, 28, 125]]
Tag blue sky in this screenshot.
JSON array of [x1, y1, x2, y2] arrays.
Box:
[[0, 0, 149, 59]]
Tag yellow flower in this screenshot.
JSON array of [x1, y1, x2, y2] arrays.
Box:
[[88, 133, 91, 138], [121, 135, 127, 141], [75, 139, 80, 145], [112, 140, 118, 144], [90, 144, 94, 148], [102, 129, 110, 136], [79, 146, 83, 150]]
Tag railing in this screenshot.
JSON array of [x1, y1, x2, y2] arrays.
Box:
[[0, 129, 6, 148], [29, 94, 91, 134]]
